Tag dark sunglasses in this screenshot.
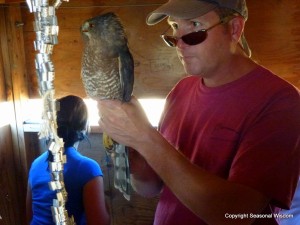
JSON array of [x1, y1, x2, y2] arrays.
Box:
[[161, 16, 234, 47]]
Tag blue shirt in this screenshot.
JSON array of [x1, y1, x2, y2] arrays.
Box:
[[28, 147, 103, 225], [278, 178, 300, 225]]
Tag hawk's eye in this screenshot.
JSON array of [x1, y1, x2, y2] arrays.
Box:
[[89, 23, 95, 28]]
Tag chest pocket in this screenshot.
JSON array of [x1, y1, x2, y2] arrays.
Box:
[[198, 124, 241, 177]]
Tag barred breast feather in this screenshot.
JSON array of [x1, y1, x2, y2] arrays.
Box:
[[80, 12, 133, 101]]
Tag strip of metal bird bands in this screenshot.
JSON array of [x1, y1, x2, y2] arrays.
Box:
[[26, 0, 75, 224]]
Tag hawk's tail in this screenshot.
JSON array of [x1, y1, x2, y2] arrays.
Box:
[[103, 133, 131, 200]]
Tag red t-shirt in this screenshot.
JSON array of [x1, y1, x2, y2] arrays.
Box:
[[155, 66, 300, 225]]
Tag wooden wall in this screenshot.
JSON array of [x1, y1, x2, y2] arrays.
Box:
[[20, 0, 300, 99], [246, 1, 300, 86], [0, 4, 28, 225]]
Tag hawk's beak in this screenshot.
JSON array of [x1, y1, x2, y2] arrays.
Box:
[[81, 21, 94, 33]]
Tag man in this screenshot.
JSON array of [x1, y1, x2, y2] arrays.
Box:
[[98, 0, 300, 224]]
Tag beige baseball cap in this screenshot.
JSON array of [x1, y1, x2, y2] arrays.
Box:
[[147, 0, 251, 57]]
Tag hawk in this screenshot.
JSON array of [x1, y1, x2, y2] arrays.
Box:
[[80, 12, 134, 200]]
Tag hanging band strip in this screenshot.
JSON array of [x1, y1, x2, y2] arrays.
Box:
[[26, 0, 75, 224]]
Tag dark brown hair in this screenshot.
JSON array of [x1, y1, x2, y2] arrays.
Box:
[[56, 95, 88, 147]]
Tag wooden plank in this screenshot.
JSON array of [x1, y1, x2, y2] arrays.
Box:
[[2, 4, 29, 225], [24, 132, 43, 172], [0, 124, 19, 225], [0, 0, 24, 3], [0, 8, 22, 225], [246, 0, 300, 87], [0, 45, 6, 101], [5, 0, 24, 3], [53, 0, 163, 8], [0, 7, 7, 101]]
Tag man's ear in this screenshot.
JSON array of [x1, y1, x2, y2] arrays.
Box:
[[230, 16, 245, 44]]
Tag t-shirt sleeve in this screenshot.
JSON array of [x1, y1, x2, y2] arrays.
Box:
[[78, 158, 103, 186]]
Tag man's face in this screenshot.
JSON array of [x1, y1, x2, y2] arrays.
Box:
[[166, 11, 233, 78]]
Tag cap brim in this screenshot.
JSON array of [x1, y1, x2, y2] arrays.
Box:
[[146, 0, 217, 25]]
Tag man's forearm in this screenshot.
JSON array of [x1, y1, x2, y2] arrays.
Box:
[[129, 147, 163, 197]]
